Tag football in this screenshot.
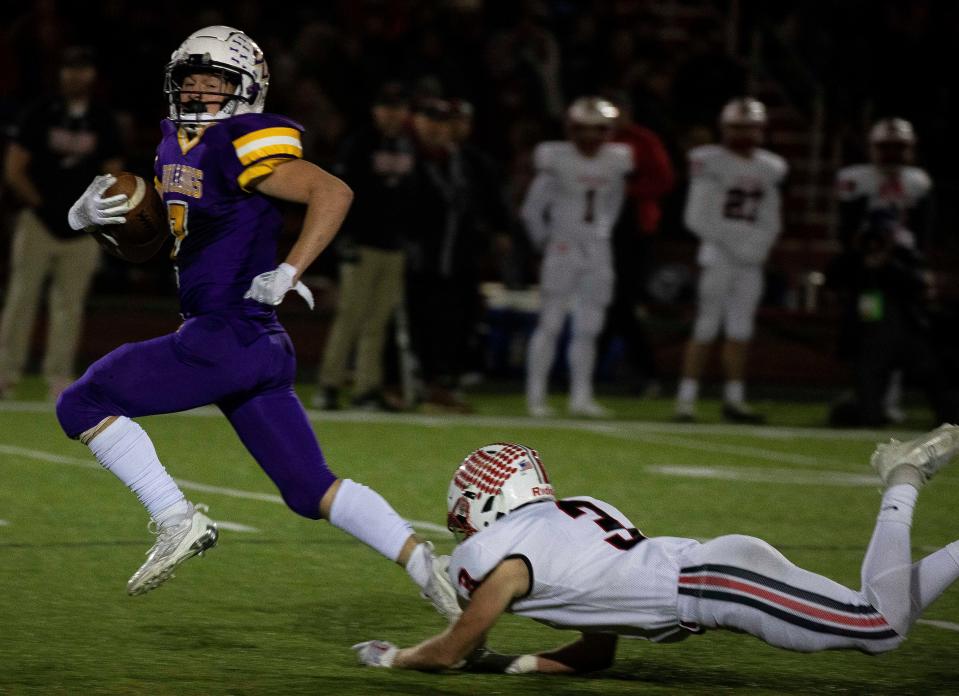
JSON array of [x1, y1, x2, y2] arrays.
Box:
[[90, 172, 168, 263]]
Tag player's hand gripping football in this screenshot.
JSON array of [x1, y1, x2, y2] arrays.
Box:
[[351, 640, 398, 668], [243, 263, 315, 309], [67, 175, 130, 231]]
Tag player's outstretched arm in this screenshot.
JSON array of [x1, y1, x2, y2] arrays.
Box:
[[254, 159, 353, 278], [353, 558, 529, 672], [461, 631, 617, 675], [531, 632, 618, 673]]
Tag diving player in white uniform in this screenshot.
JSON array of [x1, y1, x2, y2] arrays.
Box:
[[521, 97, 633, 418], [674, 97, 788, 424], [353, 429, 959, 674]]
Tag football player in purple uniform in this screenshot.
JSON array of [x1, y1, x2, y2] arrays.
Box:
[[58, 26, 460, 617]]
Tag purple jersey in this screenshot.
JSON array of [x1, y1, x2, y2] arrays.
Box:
[[154, 113, 304, 324]]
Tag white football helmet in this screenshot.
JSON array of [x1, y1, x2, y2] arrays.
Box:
[[869, 117, 915, 166], [567, 96, 620, 127], [869, 117, 915, 145], [447, 443, 555, 540], [164, 25, 269, 124], [719, 97, 767, 127]]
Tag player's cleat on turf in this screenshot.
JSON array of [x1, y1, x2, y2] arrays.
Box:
[[569, 400, 611, 418], [312, 386, 340, 411], [722, 401, 766, 424], [419, 544, 462, 623], [673, 402, 696, 423], [127, 503, 218, 596], [528, 403, 555, 418], [870, 424, 959, 485]]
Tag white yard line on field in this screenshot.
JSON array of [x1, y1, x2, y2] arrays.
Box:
[[917, 619, 959, 632], [3, 439, 959, 632], [0, 399, 916, 442], [214, 521, 260, 533], [648, 464, 881, 487], [0, 520, 9, 527], [0, 399, 910, 473], [0, 443, 449, 536]]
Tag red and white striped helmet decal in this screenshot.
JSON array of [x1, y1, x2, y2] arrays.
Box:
[[453, 443, 550, 495]]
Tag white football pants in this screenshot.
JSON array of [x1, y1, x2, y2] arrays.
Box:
[[675, 487, 959, 653], [692, 263, 763, 342], [527, 240, 613, 408]]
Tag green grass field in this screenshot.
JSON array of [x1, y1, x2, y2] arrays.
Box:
[[1, 383, 957, 695]]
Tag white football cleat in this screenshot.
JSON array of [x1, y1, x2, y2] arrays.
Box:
[[127, 503, 218, 596], [528, 403, 555, 418], [568, 399, 611, 418], [420, 544, 463, 623], [870, 424, 959, 485]]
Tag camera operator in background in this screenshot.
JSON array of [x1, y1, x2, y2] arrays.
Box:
[[836, 118, 932, 423], [827, 212, 957, 427]]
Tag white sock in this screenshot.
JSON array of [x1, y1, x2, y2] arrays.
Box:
[[876, 484, 918, 527], [860, 484, 918, 635], [526, 327, 557, 408], [724, 380, 745, 405], [404, 542, 433, 590], [88, 417, 189, 527], [568, 333, 598, 406], [677, 378, 698, 405], [328, 479, 414, 562], [906, 541, 959, 630]]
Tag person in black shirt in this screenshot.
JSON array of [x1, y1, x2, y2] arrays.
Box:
[[314, 82, 417, 411], [827, 213, 957, 427], [0, 46, 123, 399]]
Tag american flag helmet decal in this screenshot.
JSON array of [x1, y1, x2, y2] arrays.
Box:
[[447, 443, 555, 539]]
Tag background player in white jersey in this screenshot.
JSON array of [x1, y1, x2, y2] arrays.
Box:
[[835, 118, 932, 423], [837, 117, 930, 253], [521, 97, 633, 418], [353, 432, 959, 674], [675, 97, 788, 424]]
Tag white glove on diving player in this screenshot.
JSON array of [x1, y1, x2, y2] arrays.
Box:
[[243, 262, 315, 309], [351, 640, 398, 668], [67, 174, 129, 231]]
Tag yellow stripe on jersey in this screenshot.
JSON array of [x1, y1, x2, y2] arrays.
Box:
[[237, 156, 296, 192], [232, 127, 302, 166]]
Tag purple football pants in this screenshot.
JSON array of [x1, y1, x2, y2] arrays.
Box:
[[56, 314, 336, 519]]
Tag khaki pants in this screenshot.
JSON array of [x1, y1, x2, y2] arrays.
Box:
[[0, 209, 100, 386], [319, 246, 404, 395]]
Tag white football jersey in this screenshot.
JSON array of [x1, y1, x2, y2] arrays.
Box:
[[521, 141, 633, 246], [836, 164, 931, 219], [684, 144, 788, 267], [448, 497, 699, 639]]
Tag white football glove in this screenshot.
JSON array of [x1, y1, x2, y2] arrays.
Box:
[[243, 262, 315, 309], [422, 551, 463, 623], [351, 640, 398, 668], [67, 174, 129, 231]]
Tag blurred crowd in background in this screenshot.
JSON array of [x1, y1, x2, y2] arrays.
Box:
[[1, 0, 957, 423]]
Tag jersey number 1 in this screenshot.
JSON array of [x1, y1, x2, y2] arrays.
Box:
[[583, 189, 596, 223], [557, 500, 646, 550]]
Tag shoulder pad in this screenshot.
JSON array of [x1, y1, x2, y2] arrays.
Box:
[[755, 149, 788, 179], [687, 144, 723, 177], [903, 166, 932, 194], [533, 141, 567, 172], [224, 113, 305, 139]]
